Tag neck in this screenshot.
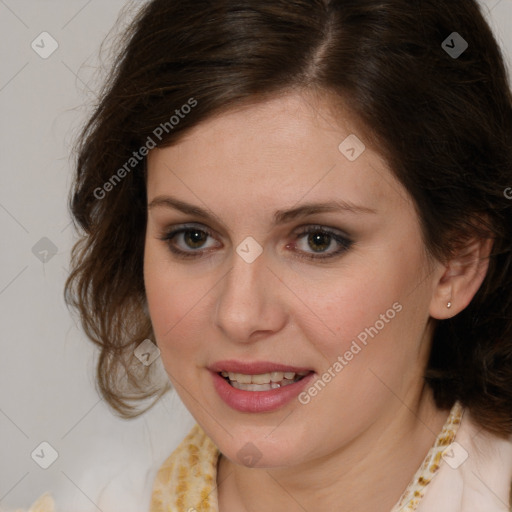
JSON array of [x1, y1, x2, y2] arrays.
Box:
[[217, 385, 450, 512]]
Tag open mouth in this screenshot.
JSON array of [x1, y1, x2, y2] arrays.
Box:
[[218, 370, 312, 391]]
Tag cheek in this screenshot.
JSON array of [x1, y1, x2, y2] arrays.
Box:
[[302, 280, 397, 365], [308, 242, 425, 362], [144, 241, 189, 351], [143, 239, 216, 373], [145, 277, 197, 378]]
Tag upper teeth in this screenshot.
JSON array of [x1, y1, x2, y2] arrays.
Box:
[[221, 371, 309, 384]]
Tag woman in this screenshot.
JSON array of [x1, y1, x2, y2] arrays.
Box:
[[23, 0, 512, 510]]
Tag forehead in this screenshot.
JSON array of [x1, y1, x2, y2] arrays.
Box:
[[146, 91, 411, 218]]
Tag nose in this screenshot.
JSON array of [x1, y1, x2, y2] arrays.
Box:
[[214, 247, 287, 343]]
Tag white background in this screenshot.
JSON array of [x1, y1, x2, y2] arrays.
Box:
[[1, 0, 511, 510]]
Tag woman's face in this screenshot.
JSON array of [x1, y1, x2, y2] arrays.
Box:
[[144, 91, 441, 468]]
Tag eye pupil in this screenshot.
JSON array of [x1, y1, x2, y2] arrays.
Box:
[[185, 230, 207, 248], [308, 232, 331, 252]]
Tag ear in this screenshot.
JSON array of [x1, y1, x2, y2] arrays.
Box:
[[429, 236, 493, 319]]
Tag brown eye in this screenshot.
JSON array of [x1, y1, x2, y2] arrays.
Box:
[[159, 225, 219, 258], [292, 226, 353, 261], [182, 229, 208, 249], [306, 232, 332, 252]]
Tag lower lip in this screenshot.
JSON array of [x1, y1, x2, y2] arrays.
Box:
[[211, 371, 316, 413]]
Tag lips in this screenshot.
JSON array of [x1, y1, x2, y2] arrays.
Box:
[[208, 360, 316, 412], [208, 360, 313, 375]]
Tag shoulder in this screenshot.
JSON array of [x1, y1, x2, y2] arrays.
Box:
[[418, 407, 512, 512], [150, 423, 220, 512]]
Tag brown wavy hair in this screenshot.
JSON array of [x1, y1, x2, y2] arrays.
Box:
[[65, 0, 512, 437]]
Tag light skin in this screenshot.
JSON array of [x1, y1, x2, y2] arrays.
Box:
[[143, 90, 491, 512]]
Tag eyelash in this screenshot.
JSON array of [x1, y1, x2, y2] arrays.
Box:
[[158, 224, 353, 262]]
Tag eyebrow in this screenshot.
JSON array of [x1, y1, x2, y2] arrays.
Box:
[[147, 195, 377, 226]]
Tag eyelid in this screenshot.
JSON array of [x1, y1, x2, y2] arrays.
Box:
[[159, 223, 220, 252], [291, 225, 353, 261], [158, 222, 353, 261]]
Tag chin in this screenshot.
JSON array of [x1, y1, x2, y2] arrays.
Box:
[[215, 429, 305, 470]]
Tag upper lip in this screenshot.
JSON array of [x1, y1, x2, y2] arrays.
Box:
[[209, 360, 313, 374]]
